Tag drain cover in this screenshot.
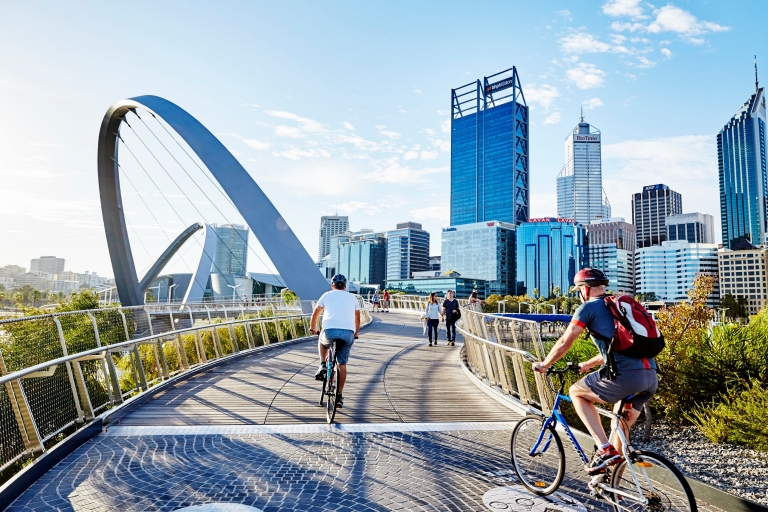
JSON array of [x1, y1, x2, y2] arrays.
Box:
[[483, 485, 587, 511], [175, 506, 264, 512]]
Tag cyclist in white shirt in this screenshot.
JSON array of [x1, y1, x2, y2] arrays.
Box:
[[309, 274, 360, 409]]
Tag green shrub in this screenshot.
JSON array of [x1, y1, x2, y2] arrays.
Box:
[[688, 381, 768, 452]]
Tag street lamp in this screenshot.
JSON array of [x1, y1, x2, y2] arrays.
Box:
[[168, 284, 179, 304], [497, 300, 507, 314], [144, 285, 161, 304], [227, 284, 242, 306]]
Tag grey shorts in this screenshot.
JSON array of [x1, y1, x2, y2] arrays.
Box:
[[584, 369, 658, 409]]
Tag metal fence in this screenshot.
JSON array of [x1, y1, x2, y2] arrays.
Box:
[[386, 295, 471, 312], [0, 295, 371, 476], [457, 305, 556, 415]]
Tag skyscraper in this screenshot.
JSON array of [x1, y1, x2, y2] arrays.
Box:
[[211, 224, 249, 276], [450, 67, 529, 226], [665, 213, 716, 244], [337, 232, 387, 286], [30, 256, 65, 275], [586, 218, 636, 294], [386, 222, 430, 281], [557, 116, 611, 224], [718, 69, 767, 248], [318, 215, 349, 260], [632, 184, 683, 248]]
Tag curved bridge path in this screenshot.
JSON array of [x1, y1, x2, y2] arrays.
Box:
[[7, 312, 722, 512]]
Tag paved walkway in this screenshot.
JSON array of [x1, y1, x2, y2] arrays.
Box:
[[6, 312, 722, 511]]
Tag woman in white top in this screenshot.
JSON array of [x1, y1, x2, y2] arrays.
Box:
[[423, 292, 444, 346]]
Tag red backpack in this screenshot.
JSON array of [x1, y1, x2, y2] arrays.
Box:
[[603, 295, 665, 359]]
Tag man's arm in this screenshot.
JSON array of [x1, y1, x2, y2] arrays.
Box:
[[533, 322, 585, 373], [579, 354, 604, 372], [354, 310, 361, 337], [310, 306, 324, 334]]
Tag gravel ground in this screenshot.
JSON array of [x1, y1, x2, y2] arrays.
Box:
[[631, 420, 768, 506]]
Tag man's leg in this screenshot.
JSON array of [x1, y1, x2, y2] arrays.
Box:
[[338, 364, 347, 394], [611, 402, 641, 454], [570, 378, 610, 447], [318, 341, 329, 361]]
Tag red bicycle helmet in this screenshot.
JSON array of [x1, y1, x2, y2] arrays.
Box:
[[573, 268, 609, 287]]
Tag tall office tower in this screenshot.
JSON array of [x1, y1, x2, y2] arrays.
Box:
[[516, 218, 587, 298], [586, 218, 637, 294], [386, 222, 430, 281], [632, 184, 683, 248], [441, 220, 516, 296], [337, 232, 387, 286], [665, 213, 716, 244], [718, 68, 768, 248], [586, 218, 636, 251], [211, 224, 249, 276], [450, 67, 529, 226], [557, 116, 611, 224], [30, 256, 65, 275], [318, 215, 349, 260]]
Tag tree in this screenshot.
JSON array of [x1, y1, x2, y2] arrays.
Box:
[[13, 292, 23, 305], [532, 288, 540, 299], [719, 293, 749, 319], [635, 291, 659, 302], [31, 290, 42, 308]]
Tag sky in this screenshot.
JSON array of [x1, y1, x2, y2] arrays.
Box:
[[0, 0, 765, 278]]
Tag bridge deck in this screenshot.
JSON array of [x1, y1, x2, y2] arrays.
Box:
[[6, 312, 724, 512]]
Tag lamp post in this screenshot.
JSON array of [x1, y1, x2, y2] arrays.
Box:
[[227, 284, 242, 306], [497, 300, 507, 314], [168, 284, 178, 304], [144, 285, 161, 304]]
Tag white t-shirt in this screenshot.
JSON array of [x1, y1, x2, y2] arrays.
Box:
[[317, 289, 360, 331]]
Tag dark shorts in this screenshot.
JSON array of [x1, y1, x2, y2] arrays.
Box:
[[319, 328, 355, 364], [584, 369, 658, 409]]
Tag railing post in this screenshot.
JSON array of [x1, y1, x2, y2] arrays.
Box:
[[53, 316, 93, 422], [119, 309, 147, 391], [156, 340, 170, 379], [176, 333, 189, 371], [289, 316, 298, 340], [274, 318, 283, 342], [260, 321, 270, 345], [87, 312, 122, 406], [0, 351, 44, 457]]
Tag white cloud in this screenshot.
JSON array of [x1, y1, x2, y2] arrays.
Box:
[[565, 63, 606, 89], [610, 34, 627, 44], [403, 149, 420, 160], [375, 125, 400, 140], [337, 201, 370, 214], [555, 9, 571, 17], [420, 151, 438, 160], [635, 56, 656, 68], [265, 110, 324, 133], [364, 162, 447, 184], [524, 84, 560, 111], [414, 88, 423, 94], [243, 139, 270, 150], [441, 119, 450, 134], [602, 0, 646, 19], [610, 4, 729, 43], [274, 125, 305, 138], [424, 128, 436, 136], [660, 48, 673, 59], [430, 138, 450, 152], [543, 112, 562, 125], [560, 32, 613, 54], [272, 147, 331, 160], [409, 203, 449, 223], [584, 97, 604, 110], [342, 121, 355, 130]]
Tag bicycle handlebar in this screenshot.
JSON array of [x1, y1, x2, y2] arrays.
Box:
[[546, 362, 581, 376]]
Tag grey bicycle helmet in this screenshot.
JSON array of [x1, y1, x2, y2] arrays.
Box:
[[331, 274, 347, 287]]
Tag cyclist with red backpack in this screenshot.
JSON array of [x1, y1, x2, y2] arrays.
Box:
[[533, 268, 663, 475]]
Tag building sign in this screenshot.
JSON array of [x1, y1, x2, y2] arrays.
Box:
[[643, 184, 665, 191], [487, 222, 495, 227], [528, 217, 576, 224], [442, 227, 457, 232], [574, 134, 599, 142], [485, 77, 515, 95]]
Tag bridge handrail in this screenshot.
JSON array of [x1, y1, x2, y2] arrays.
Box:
[[456, 305, 559, 415]]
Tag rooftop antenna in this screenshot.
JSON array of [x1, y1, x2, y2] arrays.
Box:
[[755, 55, 759, 93], [580, 104, 584, 123]]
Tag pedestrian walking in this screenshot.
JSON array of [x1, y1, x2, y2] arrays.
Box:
[[383, 290, 390, 312], [442, 290, 460, 346], [421, 292, 443, 346], [372, 290, 381, 312]]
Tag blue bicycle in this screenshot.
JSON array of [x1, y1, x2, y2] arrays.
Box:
[[510, 363, 696, 511]]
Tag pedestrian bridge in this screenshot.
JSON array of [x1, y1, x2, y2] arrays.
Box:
[[0, 300, 735, 511]]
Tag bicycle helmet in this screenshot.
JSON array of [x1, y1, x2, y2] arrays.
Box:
[[331, 274, 347, 287], [573, 268, 609, 287]]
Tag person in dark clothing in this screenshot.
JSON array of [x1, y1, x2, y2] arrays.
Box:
[[442, 290, 460, 346]]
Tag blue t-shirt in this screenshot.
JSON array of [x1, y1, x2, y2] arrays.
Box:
[[572, 297, 656, 371]]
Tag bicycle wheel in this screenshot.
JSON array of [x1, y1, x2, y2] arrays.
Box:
[[609, 450, 697, 512], [510, 415, 565, 495], [326, 362, 338, 424]]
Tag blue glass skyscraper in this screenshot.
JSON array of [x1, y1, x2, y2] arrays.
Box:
[[719, 71, 767, 249], [451, 67, 529, 226]]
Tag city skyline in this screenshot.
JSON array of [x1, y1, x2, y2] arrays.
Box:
[[0, 1, 760, 277]]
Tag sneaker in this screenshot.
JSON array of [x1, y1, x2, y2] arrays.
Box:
[[335, 394, 344, 408], [314, 363, 327, 381], [428, 342, 433, 346], [585, 445, 622, 474]]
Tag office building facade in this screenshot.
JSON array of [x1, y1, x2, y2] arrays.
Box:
[[718, 247, 768, 314], [386, 222, 430, 281], [451, 67, 529, 226], [386, 276, 487, 298], [588, 244, 634, 295], [557, 117, 611, 225], [337, 232, 387, 286], [718, 85, 768, 248], [632, 184, 683, 248], [666, 212, 716, 245], [211, 224, 249, 276], [441, 220, 516, 296], [516, 218, 587, 298], [30, 256, 65, 275], [317, 215, 349, 260], [635, 240, 719, 306], [586, 218, 636, 252]]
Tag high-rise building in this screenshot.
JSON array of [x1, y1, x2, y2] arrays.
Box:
[[386, 222, 430, 281], [718, 245, 768, 314], [337, 232, 387, 286], [429, 256, 441, 272], [318, 215, 349, 260], [588, 244, 634, 295], [665, 213, 716, 245], [718, 75, 768, 248], [586, 218, 636, 252], [632, 184, 683, 248], [516, 218, 587, 298], [211, 224, 249, 276], [635, 240, 719, 306], [557, 116, 611, 225], [30, 256, 65, 275], [450, 67, 529, 226], [441, 220, 516, 296]]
